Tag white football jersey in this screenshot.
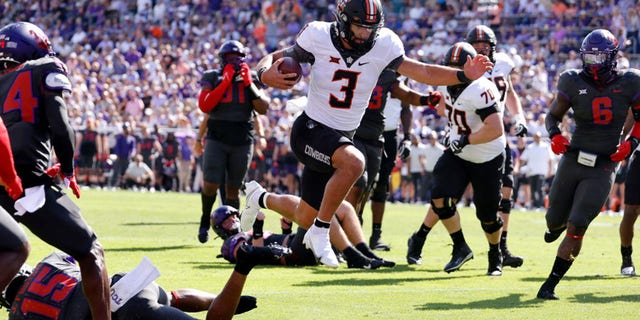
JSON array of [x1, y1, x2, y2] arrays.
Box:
[[296, 22, 404, 131], [438, 77, 506, 163], [484, 52, 515, 106]]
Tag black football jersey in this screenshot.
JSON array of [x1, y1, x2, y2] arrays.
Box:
[[200, 69, 256, 145], [10, 252, 90, 320], [0, 57, 74, 188], [558, 69, 640, 155], [355, 69, 399, 140]]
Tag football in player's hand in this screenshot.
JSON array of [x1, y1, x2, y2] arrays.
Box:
[[277, 57, 302, 82]]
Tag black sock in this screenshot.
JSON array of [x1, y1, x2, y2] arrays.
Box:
[[489, 242, 500, 254], [258, 193, 267, 208], [342, 246, 364, 263], [200, 193, 217, 228], [500, 231, 508, 248], [314, 218, 331, 229], [225, 198, 240, 210], [450, 230, 467, 247], [416, 224, 432, 238], [355, 242, 380, 260], [543, 256, 573, 290], [622, 246, 633, 257], [372, 223, 382, 230]]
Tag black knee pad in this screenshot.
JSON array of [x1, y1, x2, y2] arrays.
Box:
[[370, 183, 387, 202], [498, 198, 512, 214], [431, 198, 456, 220], [481, 215, 504, 234]]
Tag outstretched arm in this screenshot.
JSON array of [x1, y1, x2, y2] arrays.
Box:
[[397, 55, 493, 86]]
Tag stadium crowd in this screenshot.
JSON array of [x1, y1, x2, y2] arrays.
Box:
[[2, 0, 635, 210]]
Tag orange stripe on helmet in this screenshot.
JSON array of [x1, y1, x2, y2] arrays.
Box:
[[365, 0, 378, 23]]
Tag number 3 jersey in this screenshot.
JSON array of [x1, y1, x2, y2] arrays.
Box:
[[292, 21, 404, 132], [438, 77, 506, 163]]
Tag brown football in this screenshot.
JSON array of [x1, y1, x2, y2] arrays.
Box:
[[277, 56, 302, 82]]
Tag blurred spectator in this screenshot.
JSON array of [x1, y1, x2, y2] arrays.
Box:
[[123, 154, 155, 190], [110, 123, 137, 188], [518, 132, 554, 210]]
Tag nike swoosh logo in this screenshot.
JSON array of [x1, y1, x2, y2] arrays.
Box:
[[358, 62, 369, 66]]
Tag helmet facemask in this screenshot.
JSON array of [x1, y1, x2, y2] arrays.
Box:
[[579, 29, 618, 83], [335, 0, 384, 55]]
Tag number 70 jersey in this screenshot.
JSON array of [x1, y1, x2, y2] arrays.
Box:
[[438, 77, 506, 163]]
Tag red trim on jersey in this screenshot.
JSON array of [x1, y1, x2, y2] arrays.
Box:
[[0, 118, 19, 184]]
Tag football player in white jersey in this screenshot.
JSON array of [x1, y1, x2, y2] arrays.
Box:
[[252, 0, 492, 267], [408, 42, 507, 276], [466, 25, 527, 268], [406, 25, 527, 270]]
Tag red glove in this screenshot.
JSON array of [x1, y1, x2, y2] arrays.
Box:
[[45, 163, 61, 177], [5, 177, 23, 200], [424, 91, 442, 110], [550, 134, 570, 155], [239, 62, 252, 87], [63, 175, 81, 199], [221, 63, 235, 83], [198, 64, 235, 113], [611, 137, 639, 162], [45, 163, 80, 199]]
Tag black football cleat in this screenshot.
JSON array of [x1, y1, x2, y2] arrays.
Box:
[[502, 249, 524, 268], [237, 242, 292, 266], [198, 227, 209, 244], [406, 232, 426, 265], [370, 230, 391, 251], [347, 255, 383, 269], [486, 249, 503, 276], [444, 244, 474, 273], [537, 287, 560, 300], [621, 255, 636, 276], [544, 226, 567, 243]]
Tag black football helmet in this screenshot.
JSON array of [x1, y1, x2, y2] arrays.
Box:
[[335, 0, 384, 54], [0, 22, 55, 71], [580, 29, 618, 82], [465, 25, 497, 62], [0, 264, 32, 309], [443, 42, 477, 67], [218, 40, 246, 68], [211, 205, 241, 240]]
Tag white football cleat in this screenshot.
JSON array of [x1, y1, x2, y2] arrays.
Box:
[[303, 224, 339, 268], [240, 181, 266, 232]]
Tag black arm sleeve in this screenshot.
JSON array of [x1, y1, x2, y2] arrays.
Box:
[[45, 93, 76, 175]]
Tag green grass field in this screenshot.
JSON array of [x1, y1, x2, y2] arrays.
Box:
[[11, 189, 640, 319]]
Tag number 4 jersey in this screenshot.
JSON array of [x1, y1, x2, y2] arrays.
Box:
[[0, 56, 74, 188]]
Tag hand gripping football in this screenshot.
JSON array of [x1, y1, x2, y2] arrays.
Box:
[[277, 56, 302, 82]]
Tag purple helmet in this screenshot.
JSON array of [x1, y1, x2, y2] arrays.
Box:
[[211, 205, 241, 240], [221, 233, 250, 263], [580, 29, 618, 82], [0, 22, 55, 70], [218, 40, 246, 68]]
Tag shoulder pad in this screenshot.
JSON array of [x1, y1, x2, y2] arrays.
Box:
[[200, 70, 220, 87], [44, 72, 72, 92], [221, 233, 250, 263]]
